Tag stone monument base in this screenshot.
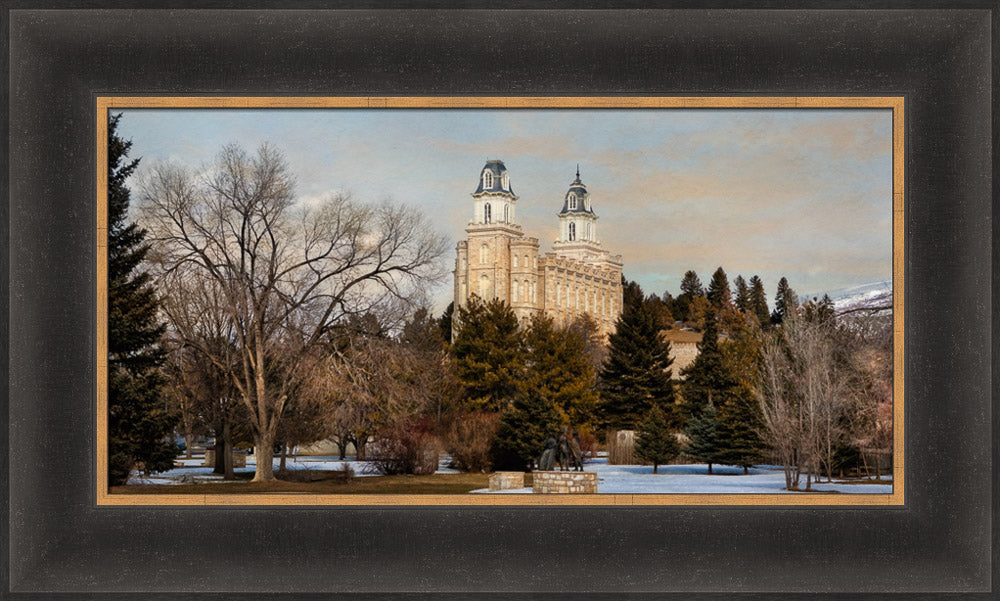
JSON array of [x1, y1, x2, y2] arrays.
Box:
[[532, 470, 597, 494], [488, 471, 525, 491], [202, 450, 247, 468]]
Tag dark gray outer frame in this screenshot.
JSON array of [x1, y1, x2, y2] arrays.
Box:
[[3, 5, 995, 599]]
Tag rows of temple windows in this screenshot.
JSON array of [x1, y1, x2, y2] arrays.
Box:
[[553, 281, 616, 316], [512, 279, 537, 304]]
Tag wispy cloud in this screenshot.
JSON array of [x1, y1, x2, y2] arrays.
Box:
[[120, 108, 892, 313]]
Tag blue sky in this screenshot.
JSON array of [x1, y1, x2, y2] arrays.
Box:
[[119, 108, 893, 315]]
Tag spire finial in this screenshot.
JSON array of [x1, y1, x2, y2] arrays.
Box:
[[576, 164, 580, 179]]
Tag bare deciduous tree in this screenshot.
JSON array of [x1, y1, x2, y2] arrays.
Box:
[[157, 267, 248, 479], [758, 333, 803, 490], [138, 143, 447, 481]]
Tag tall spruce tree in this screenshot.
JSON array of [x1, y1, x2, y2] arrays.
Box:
[[635, 405, 680, 474], [683, 402, 721, 474], [680, 270, 705, 298], [522, 314, 598, 427], [437, 301, 455, 345], [706, 267, 732, 309], [717, 318, 768, 473], [748, 275, 770, 326], [674, 270, 705, 323], [733, 275, 750, 313], [599, 281, 675, 431], [451, 297, 524, 412], [771, 277, 799, 325], [107, 114, 178, 486], [679, 308, 736, 420], [715, 386, 766, 474], [490, 383, 564, 471]]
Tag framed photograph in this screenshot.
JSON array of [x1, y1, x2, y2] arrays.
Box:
[[6, 5, 994, 598], [96, 95, 903, 508]]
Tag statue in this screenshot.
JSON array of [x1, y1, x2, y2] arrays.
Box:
[[557, 433, 571, 471], [568, 430, 584, 471], [538, 435, 557, 471]]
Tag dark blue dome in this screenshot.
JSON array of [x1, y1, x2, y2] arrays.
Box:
[[559, 171, 595, 215], [473, 160, 515, 195]]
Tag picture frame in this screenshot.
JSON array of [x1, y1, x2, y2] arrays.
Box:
[[5, 5, 994, 597]]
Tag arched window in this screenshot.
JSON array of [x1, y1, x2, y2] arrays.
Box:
[[531, 281, 536, 303], [515, 281, 522, 303], [512, 254, 519, 268], [504, 204, 509, 223], [501, 174, 509, 190], [483, 170, 494, 189], [480, 243, 488, 264], [568, 222, 576, 241], [569, 193, 577, 210], [483, 203, 492, 223], [585, 222, 591, 240], [480, 274, 490, 297]]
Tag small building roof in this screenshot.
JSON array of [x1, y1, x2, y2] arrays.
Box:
[[661, 329, 704, 344]]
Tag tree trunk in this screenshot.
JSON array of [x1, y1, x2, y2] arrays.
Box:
[[279, 444, 288, 472], [252, 433, 276, 482], [185, 432, 193, 460], [653, 463, 658, 474], [707, 462, 713, 475], [743, 466, 749, 475], [355, 436, 366, 461], [223, 420, 234, 481], [213, 437, 226, 474], [338, 436, 346, 461]]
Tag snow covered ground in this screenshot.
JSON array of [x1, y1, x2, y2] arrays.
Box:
[[127, 454, 460, 485], [131, 455, 890, 495], [470, 458, 893, 495]]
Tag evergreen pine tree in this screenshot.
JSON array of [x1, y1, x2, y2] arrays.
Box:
[[490, 384, 563, 471], [107, 114, 178, 486], [801, 295, 837, 325], [635, 405, 680, 474], [680, 270, 705, 298], [679, 308, 736, 420], [674, 270, 704, 322], [683, 402, 721, 474], [771, 277, 799, 325], [706, 266, 732, 309], [715, 385, 766, 474], [733, 275, 750, 313], [599, 281, 675, 431], [748, 275, 770, 326], [437, 301, 455, 345], [451, 297, 524, 412], [716, 319, 767, 473], [522, 313, 599, 427]]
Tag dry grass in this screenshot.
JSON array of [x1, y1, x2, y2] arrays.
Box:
[[110, 471, 494, 495]]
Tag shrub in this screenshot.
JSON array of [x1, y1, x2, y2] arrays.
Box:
[[444, 411, 500, 473], [368, 418, 441, 476], [575, 426, 600, 461]]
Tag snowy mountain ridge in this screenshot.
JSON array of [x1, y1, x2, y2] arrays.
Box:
[[804, 280, 892, 313]]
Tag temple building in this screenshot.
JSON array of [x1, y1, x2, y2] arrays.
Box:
[[453, 160, 624, 339]]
